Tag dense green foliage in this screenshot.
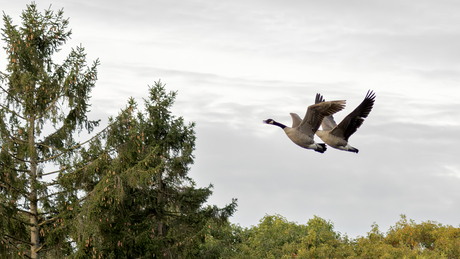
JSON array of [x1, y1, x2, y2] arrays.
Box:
[[200, 214, 460, 259]]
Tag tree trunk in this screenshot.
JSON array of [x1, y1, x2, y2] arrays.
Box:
[[157, 170, 163, 236], [29, 115, 40, 258]]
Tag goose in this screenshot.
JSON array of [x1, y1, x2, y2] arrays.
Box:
[[315, 90, 376, 153], [263, 94, 346, 153]]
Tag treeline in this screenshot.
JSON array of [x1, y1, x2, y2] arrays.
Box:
[[198, 214, 460, 258]]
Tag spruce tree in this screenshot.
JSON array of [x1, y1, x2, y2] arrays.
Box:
[[0, 3, 100, 258], [72, 82, 237, 258]]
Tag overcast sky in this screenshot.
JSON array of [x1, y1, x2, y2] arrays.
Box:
[[2, 0, 460, 238]]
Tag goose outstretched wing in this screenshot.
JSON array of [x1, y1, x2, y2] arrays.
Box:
[[330, 90, 375, 141], [298, 94, 346, 136]]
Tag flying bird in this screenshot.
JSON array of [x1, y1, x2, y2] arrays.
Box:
[[315, 90, 376, 153], [263, 94, 346, 153]]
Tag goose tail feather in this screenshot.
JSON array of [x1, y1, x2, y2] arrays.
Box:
[[349, 147, 359, 153]]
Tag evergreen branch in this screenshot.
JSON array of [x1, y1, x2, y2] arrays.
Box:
[[17, 207, 35, 218], [37, 210, 59, 216], [39, 186, 84, 201], [36, 152, 64, 163], [38, 190, 63, 201], [63, 145, 119, 187], [0, 103, 26, 120], [11, 135, 28, 144], [160, 210, 182, 218], [72, 146, 117, 173], [3, 235, 33, 258], [1, 124, 27, 144], [0, 84, 24, 106], [43, 181, 59, 187], [0, 84, 7, 93], [37, 142, 62, 153], [0, 144, 30, 163], [3, 150, 30, 163], [38, 215, 59, 226], [39, 124, 66, 148], [0, 182, 29, 198], [35, 243, 46, 254], [12, 168, 31, 173], [5, 233, 35, 248], [37, 122, 112, 163], [75, 189, 93, 203], [40, 168, 63, 177], [10, 216, 35, 227], [35, 91, 64, 120], [67, 122, 112, 150]]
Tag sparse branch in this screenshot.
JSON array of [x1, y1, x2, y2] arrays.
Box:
[[37, 122, 112, 163], [39, 186, 84, 201], [3, 150, 30, 163], [6, 214, 34, 227], [38, 216, 57, 226], [37, 209, 59, 216], [40, 168, 63, 177], [0, 84, 24, 105], [0, 70, 7, 78], [43, 181, 59, 187], [13, 168, 31, 173], [0, 182, 29, 198], [11, 135, 27, 144], [0, 103, 26, 120], [36, 152, 65, 163], [72, 146, 117, 171], [35, 243, 45, 254], [2, 127, 27, 144], [67, 122, 112, 150], [37, 142, 62, 153], [4, 235, 34, 257], [36, 92, 64, 120], [76, 189, 93, 203], [17, 208, 35, 217]]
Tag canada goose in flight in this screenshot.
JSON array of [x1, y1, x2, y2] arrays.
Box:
[[315, 90, 376, 153], [263, 94, 346, 153]]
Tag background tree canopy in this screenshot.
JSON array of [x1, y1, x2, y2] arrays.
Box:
[[200, 214, 460, 259]]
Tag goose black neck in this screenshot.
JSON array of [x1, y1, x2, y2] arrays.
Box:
[[271, 120, 287, 129]]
